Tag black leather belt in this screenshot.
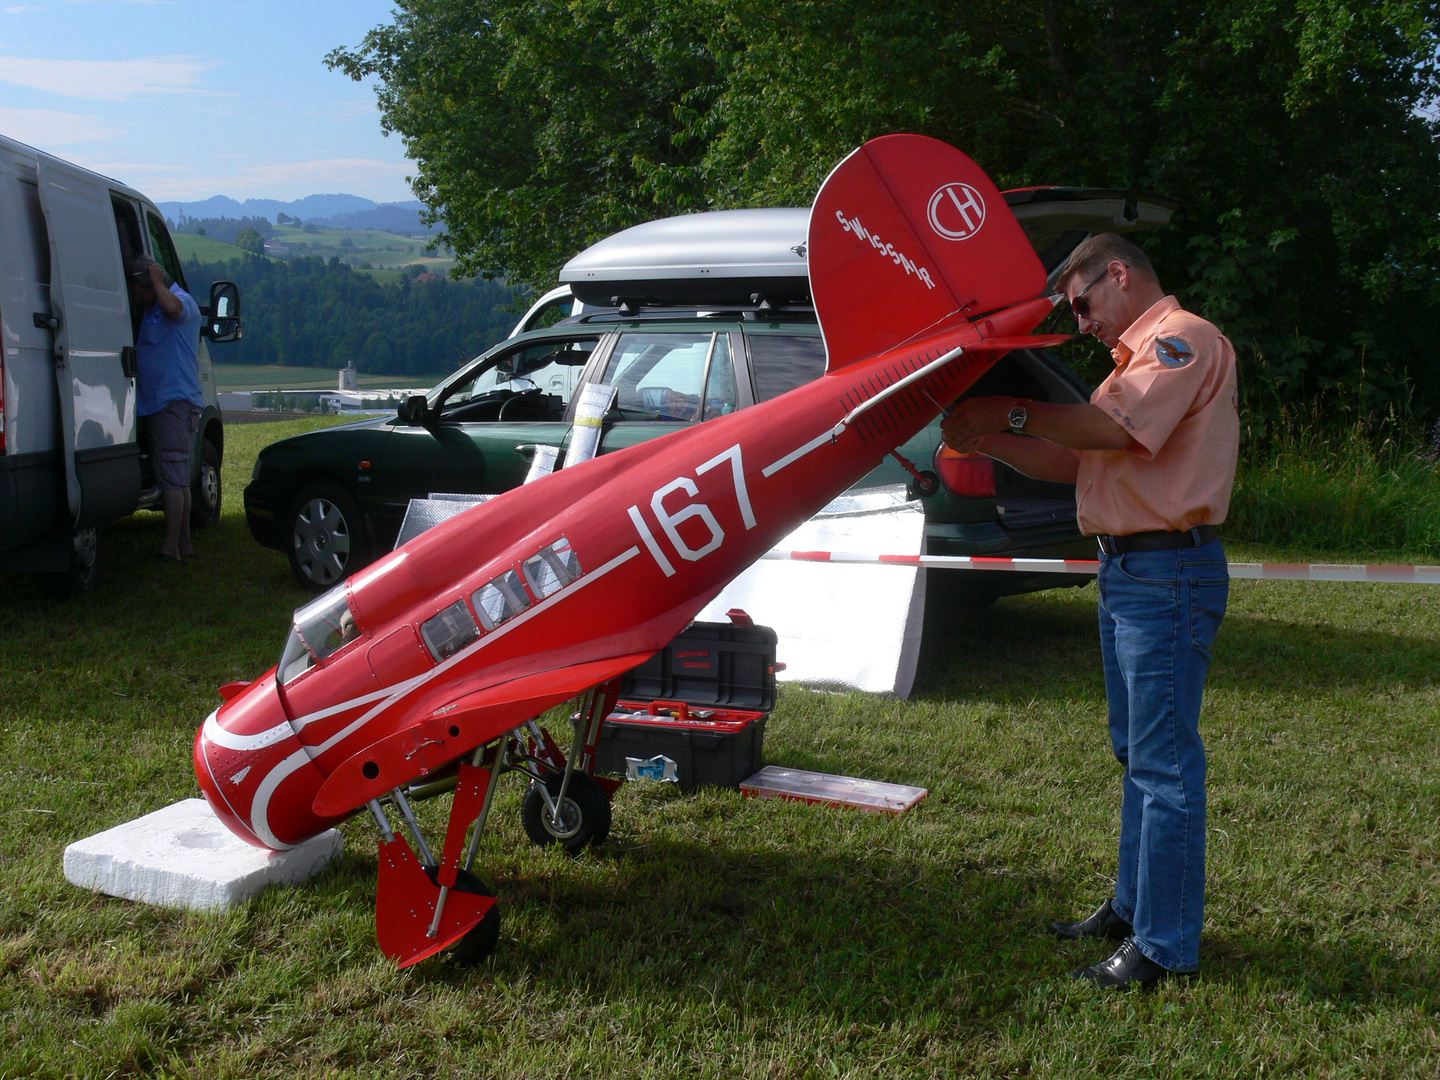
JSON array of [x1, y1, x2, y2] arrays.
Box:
[[1097, 525, 1217, 556]]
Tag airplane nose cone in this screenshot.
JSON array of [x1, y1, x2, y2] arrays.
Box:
[[194, 677, 345, 850]]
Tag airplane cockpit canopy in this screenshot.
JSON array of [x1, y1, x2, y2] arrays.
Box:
[[281, 585, 361, 683]]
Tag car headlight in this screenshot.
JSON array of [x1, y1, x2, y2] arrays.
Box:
[[252, 460, 263, 481]]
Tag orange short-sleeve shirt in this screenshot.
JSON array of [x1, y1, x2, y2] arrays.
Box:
[[1075, 295, 1239, 537]]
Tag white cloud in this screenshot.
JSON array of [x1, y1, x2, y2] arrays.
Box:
[[0, 105, 117, 146], [0, 54, 215, 100]]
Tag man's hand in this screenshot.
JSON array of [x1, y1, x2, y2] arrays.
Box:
[[940, 397, 1014, 453]]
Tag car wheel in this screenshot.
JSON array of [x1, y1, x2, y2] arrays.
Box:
[[191, 439, 222, 530], [286, 481, 370, 593], [37, 527, 101, 599]]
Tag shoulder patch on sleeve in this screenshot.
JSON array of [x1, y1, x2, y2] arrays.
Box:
[[1154, 336, 1194, 368]]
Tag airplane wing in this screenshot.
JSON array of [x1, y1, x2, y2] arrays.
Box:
[[312, 651, 655, 816]]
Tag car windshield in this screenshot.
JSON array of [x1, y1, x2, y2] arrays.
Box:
[[435, 338, 597, 416], [279, 585, 361, 683]]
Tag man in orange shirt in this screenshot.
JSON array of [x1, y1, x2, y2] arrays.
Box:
[[942, 233, 1238, 988]]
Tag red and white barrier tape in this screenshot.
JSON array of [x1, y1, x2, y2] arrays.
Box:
[[760, 551, 1440, 584]]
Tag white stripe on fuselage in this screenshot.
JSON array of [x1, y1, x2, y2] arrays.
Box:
[[762, 430, 833, 477], [234, 545, 645, 845]]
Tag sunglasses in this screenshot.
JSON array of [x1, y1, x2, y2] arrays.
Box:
[[1069, 268, 1110, 319]]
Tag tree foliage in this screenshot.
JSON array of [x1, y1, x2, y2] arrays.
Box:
[[184, 256, 518, 377], [329, 0, 1440, 419]]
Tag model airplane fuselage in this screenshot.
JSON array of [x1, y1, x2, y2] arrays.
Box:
[[194, 134, 1066, 965]]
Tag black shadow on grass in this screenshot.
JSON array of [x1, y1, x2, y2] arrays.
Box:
[[916, 586, 1440, 701]]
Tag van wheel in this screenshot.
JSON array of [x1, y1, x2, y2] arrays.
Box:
[[287, 481, 369, 593], [37, 527, 101, 599], [191, 440, 222, 530]]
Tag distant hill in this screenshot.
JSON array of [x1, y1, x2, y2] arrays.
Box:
[[158, 194, 440, 234]]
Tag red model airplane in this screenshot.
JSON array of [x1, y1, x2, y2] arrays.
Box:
[[194, 134, 1068, 967]]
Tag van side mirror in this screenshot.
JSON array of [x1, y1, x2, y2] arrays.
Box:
[[398, 395, 430, 425], [202, 281, 242, 342]]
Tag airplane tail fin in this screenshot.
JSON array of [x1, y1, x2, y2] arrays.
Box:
[[808, 135, 1053, 373]]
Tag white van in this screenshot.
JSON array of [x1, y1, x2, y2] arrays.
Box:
[[0, 134, 240, 595]]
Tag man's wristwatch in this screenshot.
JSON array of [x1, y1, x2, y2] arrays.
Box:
[[1007, 403, 1029, 435]]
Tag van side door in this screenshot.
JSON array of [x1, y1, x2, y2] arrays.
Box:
[[35, 152, 140, 527]]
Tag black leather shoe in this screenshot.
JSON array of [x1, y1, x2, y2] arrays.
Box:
[[1050, 898, 1133, 941], [1072, 938, 1189, 990]]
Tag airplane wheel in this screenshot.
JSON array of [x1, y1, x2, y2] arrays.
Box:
[[448, 881, 501, 968], [908, 469, 941, 499], [521, 771, 611, 853]]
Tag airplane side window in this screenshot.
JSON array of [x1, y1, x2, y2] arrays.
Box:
[[421, 600, 480, 661], [522, 537, 581, 598], [747, 334, 828, 402], [471, 569, 532, 631], [280, 585, 361, 683]]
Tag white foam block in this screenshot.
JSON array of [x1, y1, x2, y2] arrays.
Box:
[[63, 798, 343, 912]]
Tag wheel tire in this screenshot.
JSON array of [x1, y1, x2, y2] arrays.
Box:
[[37, 527, 101, 599], [286, 480, 369, 593], [908, 469, 941, 499], [521, 771, 611, 854], [191, 439, 222, 530], [446, 874, 501, 968]]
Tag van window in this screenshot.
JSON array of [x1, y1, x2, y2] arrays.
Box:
[[146, 211, 185, 289], [748, 334, 828, 402]]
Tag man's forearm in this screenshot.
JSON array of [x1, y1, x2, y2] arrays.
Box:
[[153, 286, 183, 320], [971, 433, 1081, 483], [1018, 400, 1136, 451]]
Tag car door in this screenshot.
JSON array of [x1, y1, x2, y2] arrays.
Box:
[[372, 334, 601, 522]]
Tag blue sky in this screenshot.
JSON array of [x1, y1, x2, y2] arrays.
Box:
[[0, 0, 414, 202]]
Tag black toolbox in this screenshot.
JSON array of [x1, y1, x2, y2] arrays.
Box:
[[593, 619, 777, 790]]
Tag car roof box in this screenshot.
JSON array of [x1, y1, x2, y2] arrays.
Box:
[[560, 207, 811, 308]]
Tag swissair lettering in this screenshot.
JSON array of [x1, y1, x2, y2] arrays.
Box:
[[834, 210, 936, 289]]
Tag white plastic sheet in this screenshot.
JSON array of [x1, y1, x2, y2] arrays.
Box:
[[698, 485, 926, 696]]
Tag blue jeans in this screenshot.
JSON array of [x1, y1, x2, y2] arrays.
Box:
[[1098, 541, 1228, 972]]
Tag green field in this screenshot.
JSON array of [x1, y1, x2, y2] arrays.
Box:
[[172, 233, 253, 264], [269, 223, 454, 273], [1, 419, 1437, 1078], [173, 226, 456, 281], [213, 363, 449, 393]]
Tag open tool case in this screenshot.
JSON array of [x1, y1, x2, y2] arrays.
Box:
[[594, 616, 779, 790]]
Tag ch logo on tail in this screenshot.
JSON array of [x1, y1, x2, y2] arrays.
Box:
[[928, 182, 987, 241]]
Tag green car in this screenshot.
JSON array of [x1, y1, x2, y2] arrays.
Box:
[[245, 190, 1174, 598]]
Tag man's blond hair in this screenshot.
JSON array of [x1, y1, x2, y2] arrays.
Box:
[[1056, 233, 1158, 293]]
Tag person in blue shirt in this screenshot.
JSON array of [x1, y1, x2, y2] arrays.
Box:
[[128, 256, 204, 563]]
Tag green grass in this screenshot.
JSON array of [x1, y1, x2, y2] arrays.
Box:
[[1229, 420, 1440, 558], [2, 421, 1438, 1078]]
